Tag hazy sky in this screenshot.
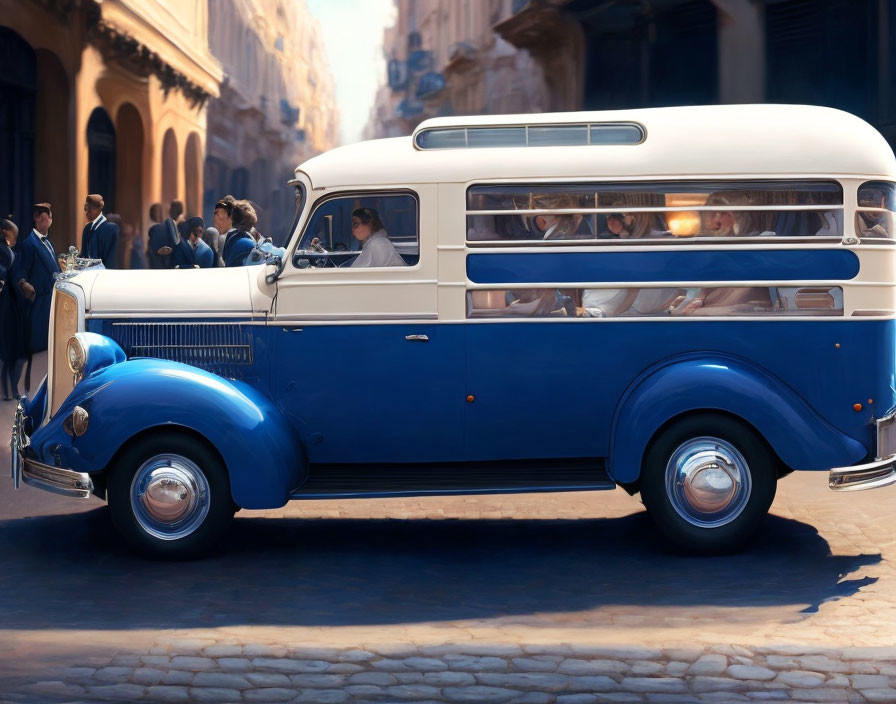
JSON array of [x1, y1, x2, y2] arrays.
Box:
[[306, 0, 396, 145]]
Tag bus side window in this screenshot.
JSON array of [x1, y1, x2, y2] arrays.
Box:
[[857, 182, 896, 239]]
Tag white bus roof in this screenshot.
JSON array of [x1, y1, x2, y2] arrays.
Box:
[[297, 105, 896, 189]]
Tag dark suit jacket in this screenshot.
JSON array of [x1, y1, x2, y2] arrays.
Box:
[[172, 238, 196, 269], [222, 229, 256, 267], [0, 241, 23, 363], [173, 238, 216, 269], [82, 217, 119, 269], [9, 231, 61, 353], [147, 219, 178, 269], [194, 239, 215, 268]]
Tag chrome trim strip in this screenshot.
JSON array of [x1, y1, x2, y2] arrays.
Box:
[[90, 314, 269, 323], [277, 279, 437, 287], [22, 457, 94, 499], [464, 280, 860, 289], [273, 312, 439, 322], [464, 238, 851, 248], [829, 455, 896, 492], [89, 310, 266, 318], [468, 204, 843, 215], [265, 315, 890, 327], [290, 483, 616, 500]]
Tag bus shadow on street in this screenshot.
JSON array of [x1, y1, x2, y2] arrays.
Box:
[[0, 506, 881, 630]]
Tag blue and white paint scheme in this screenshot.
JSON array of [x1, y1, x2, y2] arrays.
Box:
[[10, 104, 896, 556]]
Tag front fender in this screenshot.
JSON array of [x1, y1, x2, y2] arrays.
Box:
[[31, 358, 303, 509], [609, 354, 868, 484]]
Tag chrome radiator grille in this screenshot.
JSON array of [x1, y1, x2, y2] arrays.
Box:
[[111, 322, 254, 376], [877, 413, 896, 460]]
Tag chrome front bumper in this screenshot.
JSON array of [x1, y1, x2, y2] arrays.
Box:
[[10, 398, 93, 499], [830, 455, 896, 491]]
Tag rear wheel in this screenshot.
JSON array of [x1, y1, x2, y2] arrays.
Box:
[[108, 432, 233, 558], [640, 413, 777, 554]]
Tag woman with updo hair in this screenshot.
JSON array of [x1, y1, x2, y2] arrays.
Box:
[[700, 191, 762, 237], [222, 199, 257, 267], [530, 193, 586, 240], [350, 207, 405, 268]]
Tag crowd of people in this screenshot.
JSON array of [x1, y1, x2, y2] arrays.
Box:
[[144, 195, 266, 270], [0, 192, 268, 401]]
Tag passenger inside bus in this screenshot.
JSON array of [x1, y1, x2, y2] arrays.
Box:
[[601, 194, 671, 239], [670, 286, 773, 316], [530, 193, 593, 239], [699, 192, 765, 237], [856, 185, 892, 238]]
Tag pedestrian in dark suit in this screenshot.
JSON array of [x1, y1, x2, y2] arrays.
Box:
[[223, 200, 258, 267], [147, 200, 183, 269], [173, 217, 215, 269], [203, 227, 221, 267], [10, 203, 61, 356], [213, 196, 236, 267], [81, 194, 118, 268], [0, 219, 25, 400], [145, 202, 163, 267], [173, 220, 195, 268], [193, 233, 215, 268]]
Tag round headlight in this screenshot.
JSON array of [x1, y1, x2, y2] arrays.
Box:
[[67, 335, 87, 374]]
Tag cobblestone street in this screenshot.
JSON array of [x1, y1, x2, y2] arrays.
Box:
[[3, 378, 896, 703]]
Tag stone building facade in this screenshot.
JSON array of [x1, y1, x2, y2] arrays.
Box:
[[366, 0, 896, 155], [365, 0, 550, 139], [205, 0, 339, 244], [0, 0, 221, 257]]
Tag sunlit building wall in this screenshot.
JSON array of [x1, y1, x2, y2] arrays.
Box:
[[205, 0, 339, 243], [0, 0, 221, 260], [366, 0, 896, 156], [365, 0, 554, 139]]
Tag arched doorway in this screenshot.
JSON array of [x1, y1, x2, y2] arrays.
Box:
[[116, 103, 144, 264], [87, 107, 116, 211], [184, 133, 202, 217], [161, 129, 178, 206], [34, 49, 71, 248], [0, 27, 36, 227]]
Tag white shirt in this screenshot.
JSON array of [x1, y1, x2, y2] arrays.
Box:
[[32, 228, 54, 256], [90, 213, 106, 231], [351, 230, 406, 268]]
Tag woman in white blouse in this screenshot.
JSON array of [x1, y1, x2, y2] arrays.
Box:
[[350, 208, 406, 268]]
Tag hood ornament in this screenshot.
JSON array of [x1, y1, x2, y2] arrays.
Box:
[[56, 246, 105, 281]]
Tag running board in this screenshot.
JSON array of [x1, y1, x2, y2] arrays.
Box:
[[289, 459, 615, 500]]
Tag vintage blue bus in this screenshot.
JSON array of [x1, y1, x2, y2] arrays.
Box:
[[11, 104, 896, 556]]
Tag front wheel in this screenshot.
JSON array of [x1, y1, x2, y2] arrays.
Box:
[[640, 413, 777, 554], [108, 432, 233, 558]]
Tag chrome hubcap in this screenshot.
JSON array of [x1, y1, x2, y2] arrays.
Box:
[[131, 454, 210, 540], [665, 437, 751, 528]]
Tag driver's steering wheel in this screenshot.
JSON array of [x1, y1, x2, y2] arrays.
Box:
[[294, 248, 333, 269]]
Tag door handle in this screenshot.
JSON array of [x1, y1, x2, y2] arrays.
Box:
[[405, 334, 429, 342]]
